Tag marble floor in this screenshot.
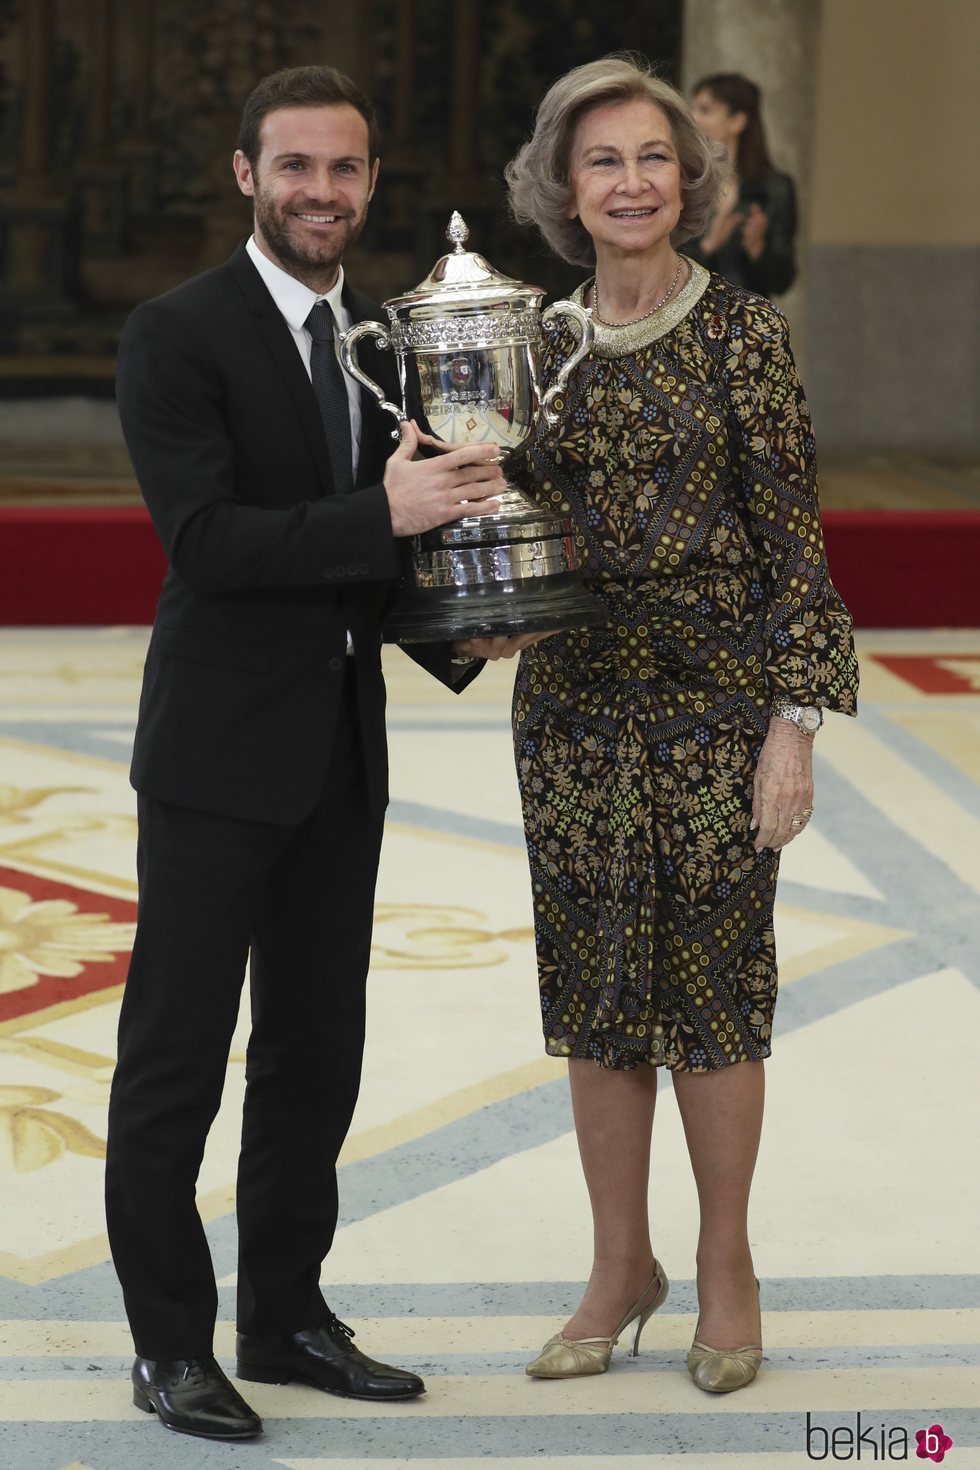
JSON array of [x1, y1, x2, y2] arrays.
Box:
[[0, 627, 978, 1469]]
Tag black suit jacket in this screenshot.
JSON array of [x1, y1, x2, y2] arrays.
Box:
[[117, 242, 470, 825]]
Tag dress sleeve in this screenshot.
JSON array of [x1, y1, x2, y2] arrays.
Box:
[[726, 299, 859, 716]]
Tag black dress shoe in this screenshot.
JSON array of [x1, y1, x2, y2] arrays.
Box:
[[132, 1355, 262, 1440], [237, 1313, 425, 1400]]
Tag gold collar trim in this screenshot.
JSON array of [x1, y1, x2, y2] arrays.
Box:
[[572, 259, 710, 357]]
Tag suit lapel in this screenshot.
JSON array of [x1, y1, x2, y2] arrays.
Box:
[[227, 243, 336, 496], [227, 244, 401, 496]]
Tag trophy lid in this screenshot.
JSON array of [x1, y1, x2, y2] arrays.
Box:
[[384, 212, 544, 314]]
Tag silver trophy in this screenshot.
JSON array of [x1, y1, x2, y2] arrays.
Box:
[[340, 212, 607, 642]]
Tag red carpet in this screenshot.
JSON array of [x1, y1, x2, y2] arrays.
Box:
[[820, 511, 980, 628], [0, 507, 167, 626], [0, 506, 978, 627]]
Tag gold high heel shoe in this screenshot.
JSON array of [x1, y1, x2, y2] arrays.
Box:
[[525, 1261, 669, 1378], [687, 1280, 762, 1393]]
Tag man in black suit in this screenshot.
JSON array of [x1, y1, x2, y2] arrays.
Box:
[[105, 65, 520, 1442]]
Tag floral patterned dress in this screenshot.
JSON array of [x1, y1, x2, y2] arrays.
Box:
[[512, 263, 859, 1072]]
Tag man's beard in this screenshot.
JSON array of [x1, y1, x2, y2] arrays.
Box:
[[252, 185, 367, 282]]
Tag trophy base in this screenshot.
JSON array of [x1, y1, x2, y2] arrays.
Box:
[[383, 489, 608, 644], [383, 568, 607, 643]]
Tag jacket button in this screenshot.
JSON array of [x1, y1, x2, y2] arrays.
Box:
[[358, 562, 370, 574], [328, 656, 344, 672], [347, 564, 359, 576], [335, 566, 346, 578]]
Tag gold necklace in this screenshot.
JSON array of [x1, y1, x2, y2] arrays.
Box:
[[591, 258, 685, 327]]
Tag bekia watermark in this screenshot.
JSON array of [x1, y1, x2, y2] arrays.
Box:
[[805, 1412, 954, 1461]]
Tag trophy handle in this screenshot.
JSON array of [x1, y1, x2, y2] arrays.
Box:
[[539, 300, 594, 428], [339, 320, 405, 442]]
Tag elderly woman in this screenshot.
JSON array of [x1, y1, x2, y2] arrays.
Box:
[[492, 55, 858, 1391]]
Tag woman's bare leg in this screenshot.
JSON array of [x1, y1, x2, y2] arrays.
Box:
[[561, 1059, 661, 1339], [672, 1059, 765, 1351]]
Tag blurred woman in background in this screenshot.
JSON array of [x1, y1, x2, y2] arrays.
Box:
[[686, 73, 797, 297]]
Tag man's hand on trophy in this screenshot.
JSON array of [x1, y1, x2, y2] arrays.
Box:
[[410, 425, 505, 461], [383, 420, 503, 537], [454, 632, 559, 661]]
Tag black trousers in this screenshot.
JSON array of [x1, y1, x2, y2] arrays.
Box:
[[105, 667, 385, 1358]]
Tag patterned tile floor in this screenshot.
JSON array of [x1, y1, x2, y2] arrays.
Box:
[[0, 627, 978, 1469]]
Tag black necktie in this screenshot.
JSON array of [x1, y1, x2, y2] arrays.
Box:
[[305, 301, 354, 494]]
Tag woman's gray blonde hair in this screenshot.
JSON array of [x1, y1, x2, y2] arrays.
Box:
[[505, 54, 727, 267]]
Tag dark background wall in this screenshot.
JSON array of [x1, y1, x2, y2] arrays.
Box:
[[0, 0, 681, 392]]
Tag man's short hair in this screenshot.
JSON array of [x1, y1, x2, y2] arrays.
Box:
[[239, 65, 380, 167]]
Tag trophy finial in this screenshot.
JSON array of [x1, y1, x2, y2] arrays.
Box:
[[447, 211, 469, 253]]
